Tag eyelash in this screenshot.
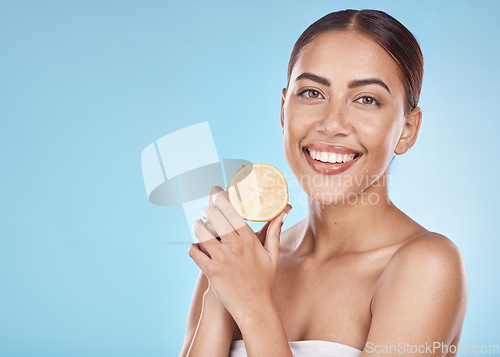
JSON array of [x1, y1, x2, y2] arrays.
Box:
[[355, 96, 382, 107], [297, 90, 382, 107], [297, 89, 324, 99]]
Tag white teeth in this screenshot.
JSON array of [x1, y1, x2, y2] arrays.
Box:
[[307, 148, 358, 164]]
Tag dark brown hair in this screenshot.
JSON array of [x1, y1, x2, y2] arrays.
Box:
[[287, 9, 424, 115]]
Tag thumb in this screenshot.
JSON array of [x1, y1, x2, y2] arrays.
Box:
[[256, 220, 272, 245], [263, 204, 292, 265]]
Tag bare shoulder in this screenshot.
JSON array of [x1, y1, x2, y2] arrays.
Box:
[[368, 232, 468, 346], [376, 232, 467, 293], [386, 232, 465, 277]]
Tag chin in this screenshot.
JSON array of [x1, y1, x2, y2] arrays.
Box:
[[322, 192, 359, 206], [301, 182, 362, 206]]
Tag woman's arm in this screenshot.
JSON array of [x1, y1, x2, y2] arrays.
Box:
[[233, 293, 292, 357], [179, 271, 237, 357], [189, 240, 294, 357], [184, 284, 236, 357], [179, 271, 207, 356], [179, 186, 236, 357], [188, 188, 293, 357], [179, 271, 222, 356], [362, 234, 468, 357]]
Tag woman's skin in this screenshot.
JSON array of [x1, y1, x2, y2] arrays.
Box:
[[180, 30, 467, 357]]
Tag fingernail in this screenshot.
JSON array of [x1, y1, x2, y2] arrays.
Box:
[[212, 193, 218, 206], [191, 219, 201, 234], [281, 205, 292, 223]]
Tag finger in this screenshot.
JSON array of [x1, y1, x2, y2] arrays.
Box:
[[192, 219, 221, 258], [202, 206, 238, 240], [207, 186, 230, 238], [192, 219, 216, 243], [212, 191, 253, 236], [256, 220, 272, 245], [205, 221, 220, 239], [264, 204, 292, 266], [209, 186, 225, 209], [188, 243, 212, 274]]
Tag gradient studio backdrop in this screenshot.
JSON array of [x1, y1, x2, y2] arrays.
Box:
[[1, 0, 498, 356]]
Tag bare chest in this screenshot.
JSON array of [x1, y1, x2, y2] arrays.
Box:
[[233, 255, 383, 351]]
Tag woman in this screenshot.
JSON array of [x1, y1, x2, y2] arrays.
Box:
[[180, 9, 467, 357]]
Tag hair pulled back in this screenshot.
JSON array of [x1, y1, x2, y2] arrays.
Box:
[[287, 9, 423, 114]]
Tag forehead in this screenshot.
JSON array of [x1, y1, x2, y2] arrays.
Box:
[[291, 30, 404, 94]]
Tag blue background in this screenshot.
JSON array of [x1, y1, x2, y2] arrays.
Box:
[[1, 0, 499, 355]]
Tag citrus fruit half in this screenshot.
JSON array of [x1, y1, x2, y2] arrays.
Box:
[[228, 164, 288, 222]]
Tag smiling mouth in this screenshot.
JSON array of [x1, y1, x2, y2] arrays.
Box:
[[304, 147, 362, 164]]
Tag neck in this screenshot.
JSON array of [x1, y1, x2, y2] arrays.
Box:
[[295, 173, 406, 260]]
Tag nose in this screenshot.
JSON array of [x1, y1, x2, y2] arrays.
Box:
[[316, 101, 352, 137]]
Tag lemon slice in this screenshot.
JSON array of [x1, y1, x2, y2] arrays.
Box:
[[228, 164, 288, 222]]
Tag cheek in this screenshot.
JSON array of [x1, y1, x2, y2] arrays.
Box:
[[283, 120, 304, 165], [282, 107, 314, 174], [356, 115, 401, 165], [283, 105, 313, 146]]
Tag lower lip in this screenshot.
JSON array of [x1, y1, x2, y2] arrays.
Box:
[[303, 148, 362, 175]]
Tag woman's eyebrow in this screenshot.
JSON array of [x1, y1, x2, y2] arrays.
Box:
[[348, 78, 391, 94], [295, 73, 391, 95], [295, 72, 331, 86]]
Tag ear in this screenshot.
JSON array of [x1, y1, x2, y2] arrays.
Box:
[[394, 107, 422, 155], [280, 88, 287, 133]]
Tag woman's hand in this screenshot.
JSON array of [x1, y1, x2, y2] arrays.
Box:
[[188, 185, 292, 324]]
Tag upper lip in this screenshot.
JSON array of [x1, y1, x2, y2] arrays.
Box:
[[303, 142, 363, 155]]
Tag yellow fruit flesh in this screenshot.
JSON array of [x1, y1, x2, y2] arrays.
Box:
[[228, 164, 288, 222]]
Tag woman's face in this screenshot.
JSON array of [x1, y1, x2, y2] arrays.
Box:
[[281, 30, 418, 205]]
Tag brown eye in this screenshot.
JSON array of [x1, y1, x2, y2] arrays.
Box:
[[302, 89, 322, 99], [308, 90, 320, 98], [297, 89, 324, 100], [355, 96, 380, 107]]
